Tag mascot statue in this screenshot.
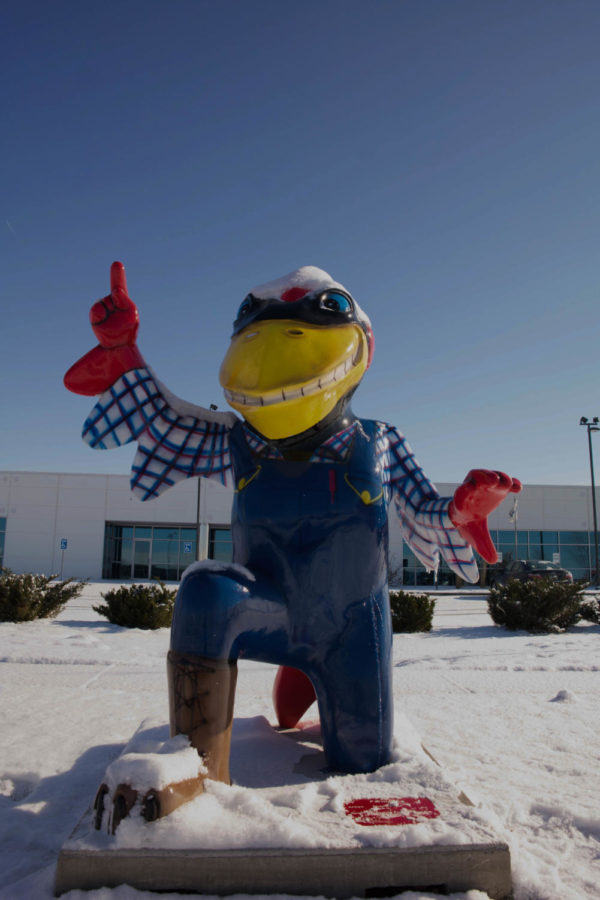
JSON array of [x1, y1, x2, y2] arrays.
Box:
[[65, 262, 520, 830]]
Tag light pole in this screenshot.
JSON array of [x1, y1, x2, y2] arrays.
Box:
[[508, 495, 518, 561], [579, 417, 600, 586]]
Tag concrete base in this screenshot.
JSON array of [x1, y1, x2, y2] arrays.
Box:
[[56, 840, 512, 898], [55, 718, 512, 898]]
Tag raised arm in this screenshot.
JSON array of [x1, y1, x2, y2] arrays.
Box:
[[64, 261, 146, 396], [64, 261, 238, 500]]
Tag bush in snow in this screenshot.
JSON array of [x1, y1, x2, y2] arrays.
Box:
[[0, 568, 86, 622], [580, 594, 600, 624], [94, 579, 177, 629], [487, 578, 585, 633], [389, 590, 435, 632]]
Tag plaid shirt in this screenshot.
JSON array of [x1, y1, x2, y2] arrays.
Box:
[[82, 367, 478, 582]]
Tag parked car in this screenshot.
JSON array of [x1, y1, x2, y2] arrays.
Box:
[[488, 560, 574, 589]]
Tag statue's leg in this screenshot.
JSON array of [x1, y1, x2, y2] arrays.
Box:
[[308, 588, 394, 774], [167, 651, 237, 784], [165, 563, 259, 787], [97, 562, 272, 829]]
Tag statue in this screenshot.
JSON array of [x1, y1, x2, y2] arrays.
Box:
[[65, 262, 520, 829]]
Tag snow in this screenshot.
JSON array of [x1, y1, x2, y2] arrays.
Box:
[[102, 729, 206, 793], [1, 584, 599, 900], [250, 267, 347, 300]]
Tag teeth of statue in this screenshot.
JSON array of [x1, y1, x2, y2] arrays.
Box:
[[225, 356, 355, 408]]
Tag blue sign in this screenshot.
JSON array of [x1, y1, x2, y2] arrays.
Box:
[[183, 541, 192, 553], [60, 539, 68, 550]]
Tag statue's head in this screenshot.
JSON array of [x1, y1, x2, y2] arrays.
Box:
[[219, 266, 374, 441]]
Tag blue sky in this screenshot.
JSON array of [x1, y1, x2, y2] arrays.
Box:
[[3, 0, 600, 487]]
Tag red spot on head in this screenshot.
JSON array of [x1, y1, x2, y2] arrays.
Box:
[[281, 286, 309, 303]]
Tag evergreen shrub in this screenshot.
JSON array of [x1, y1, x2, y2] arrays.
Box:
[[0, 568, 86, 622], [580, 595, 600, 625], [389, 590, 435, 632], [94, 579, 177, 629], [487, 578, 585, 633]]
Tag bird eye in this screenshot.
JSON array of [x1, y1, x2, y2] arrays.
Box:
[[319, 291, 352, 313], [237, 295, 254, 319]]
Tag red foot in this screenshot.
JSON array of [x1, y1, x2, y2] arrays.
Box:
[[273, 666, 317, 728]]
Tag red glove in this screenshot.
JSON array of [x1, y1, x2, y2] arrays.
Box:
[[64, 261, 146, 396], [449, 469, 522, 564]]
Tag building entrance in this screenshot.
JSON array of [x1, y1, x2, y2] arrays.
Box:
[[102, 523, 233, 581], [103, 524, 198, 581]]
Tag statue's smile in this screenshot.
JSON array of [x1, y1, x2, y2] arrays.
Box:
[[219, 319, 368, 439]]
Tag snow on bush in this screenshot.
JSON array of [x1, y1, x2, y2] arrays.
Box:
[[93, 579, 177, 629], [580, 593, 600, 624], [0, 568, 86, 622], [487, 578, 585, 633]]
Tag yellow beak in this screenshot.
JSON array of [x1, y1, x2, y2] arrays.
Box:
[[219, 319, 368, 439]]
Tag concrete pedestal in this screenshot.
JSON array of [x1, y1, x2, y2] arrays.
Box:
[[55, 718, 512, 898]]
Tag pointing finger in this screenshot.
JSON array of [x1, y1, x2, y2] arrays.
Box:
[[110, 261, 129, 308]]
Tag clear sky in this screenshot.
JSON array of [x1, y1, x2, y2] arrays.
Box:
[[3, 0, 600, 488]]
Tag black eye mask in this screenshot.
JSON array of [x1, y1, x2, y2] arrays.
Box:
[[232, 289, 359, 336]]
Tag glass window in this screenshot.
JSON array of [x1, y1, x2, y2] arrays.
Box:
[[110, 525, 133, 540], [134, 526, 152, 539], [109, 538, 133, 579], [211, 543, 233, 563], [154, 527, 179, 540], [559, 531, 588, 544], [401, 545, 420, 567], [541, 531, 559, 543], [559, 545, 590, 571], [209, 527, 233, 562], [180, 528, 197, 541], [498, 530, 527, 544]]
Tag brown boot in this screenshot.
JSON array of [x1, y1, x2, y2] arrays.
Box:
[[167, 650, 238, 784], [94, 652, 237, 830], [143, 652, 238, 822]]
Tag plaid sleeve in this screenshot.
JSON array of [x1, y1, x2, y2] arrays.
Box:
[[378, 423, 479, 584], [82, 367, 237, 501]]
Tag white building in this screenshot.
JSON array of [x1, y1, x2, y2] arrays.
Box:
[[0, 470, 597, 585]]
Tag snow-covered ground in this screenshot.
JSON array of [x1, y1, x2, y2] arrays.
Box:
[[0, 583, 598, 900]]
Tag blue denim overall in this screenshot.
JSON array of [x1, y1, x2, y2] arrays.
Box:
[[171, 418, 393, 773]]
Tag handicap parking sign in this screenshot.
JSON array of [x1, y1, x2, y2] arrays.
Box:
[[60, 538, 68, 550], [183, 541, 192, 553]]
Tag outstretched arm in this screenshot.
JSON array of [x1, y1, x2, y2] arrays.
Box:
[[64, 261, 146, 395], [385, 425, 522, 578]]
